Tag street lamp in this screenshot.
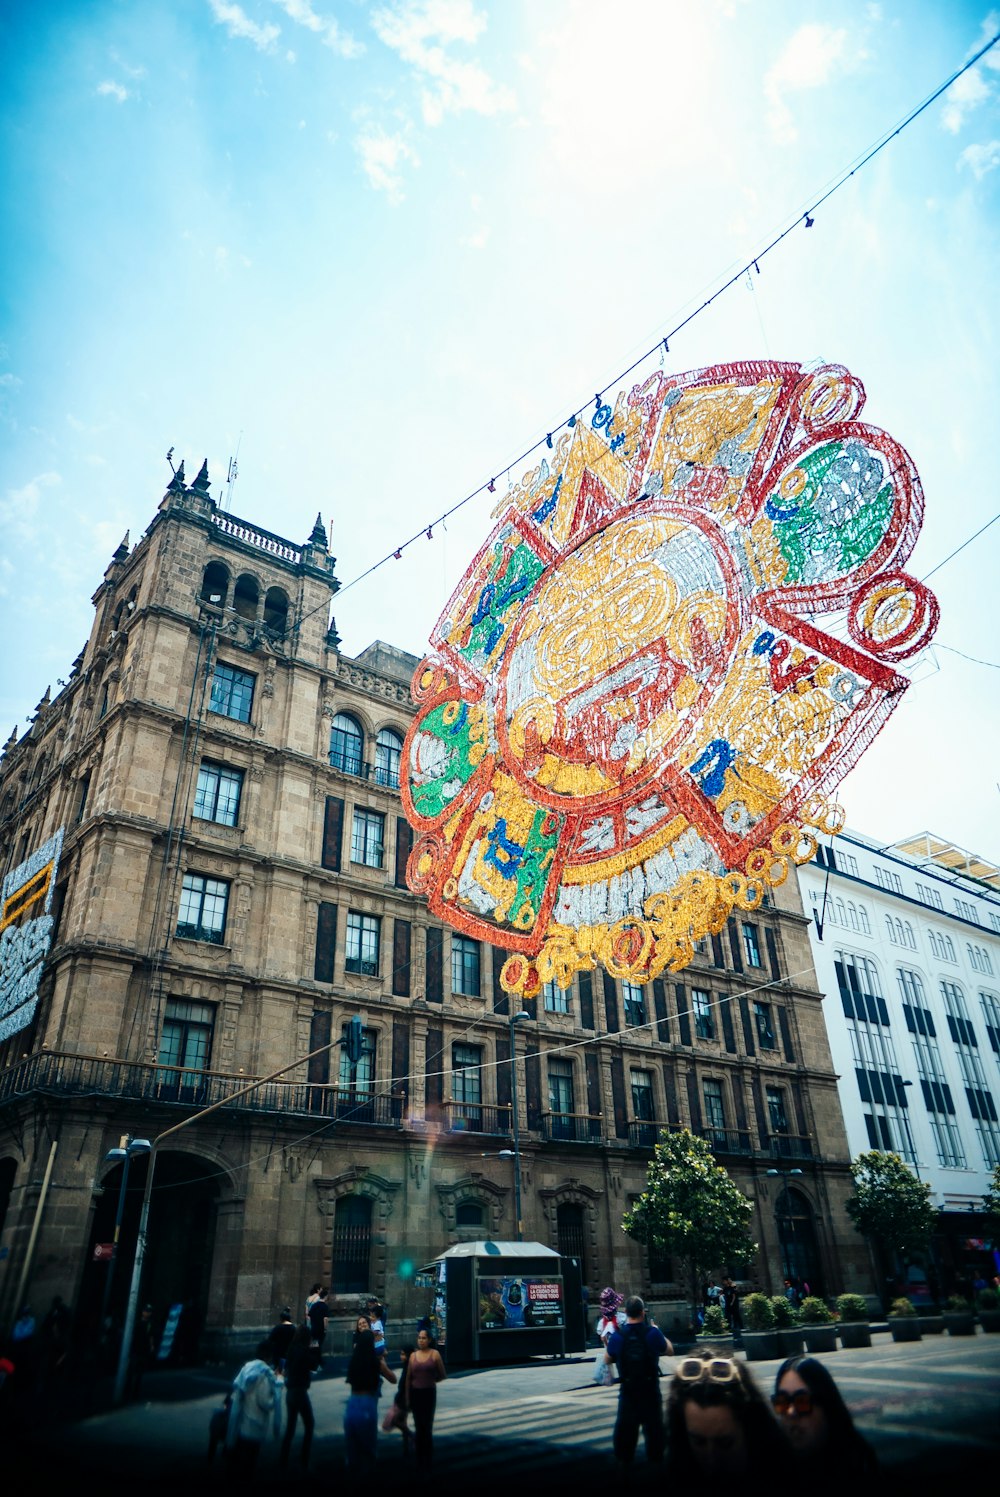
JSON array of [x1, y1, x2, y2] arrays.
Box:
[[766, 1167, 803, 1285], [502, 1009, 531, 1241], [98, 1135, 151, 1341]]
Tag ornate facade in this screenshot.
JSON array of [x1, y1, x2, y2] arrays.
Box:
[[0, 465, 867, 1354]]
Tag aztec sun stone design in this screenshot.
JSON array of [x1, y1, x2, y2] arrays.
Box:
[[401, 361, 938, 995]]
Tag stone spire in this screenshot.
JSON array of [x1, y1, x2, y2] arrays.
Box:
[[113, 531, 130, 563], [166, 459, 186, 494], [190, 460, 211, 495], [309, 513, 328, 548]]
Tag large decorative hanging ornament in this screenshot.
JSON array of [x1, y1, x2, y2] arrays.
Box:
[[402, 361, 938, 994]]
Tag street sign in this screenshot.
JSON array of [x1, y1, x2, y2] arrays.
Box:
[[93, 1243, 114, 1261]]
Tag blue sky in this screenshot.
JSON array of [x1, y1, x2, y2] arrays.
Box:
[[2, 0, 999, 858]]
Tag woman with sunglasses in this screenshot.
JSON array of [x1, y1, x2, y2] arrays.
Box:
[[772, 1355, 877, 1480], [665, 1348, 792, 1478]]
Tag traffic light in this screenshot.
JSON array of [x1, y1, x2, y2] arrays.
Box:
[[344, 1015, 364, 1066]]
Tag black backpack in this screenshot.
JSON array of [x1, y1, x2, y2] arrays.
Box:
[[619, 1323, 656, 1388]]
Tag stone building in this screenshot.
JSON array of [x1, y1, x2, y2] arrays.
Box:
[[0, 464, 867, 1355], [799, 828, 1000, 1298]]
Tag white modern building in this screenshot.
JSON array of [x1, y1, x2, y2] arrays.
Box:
[[798, 829, 1000, 1294]]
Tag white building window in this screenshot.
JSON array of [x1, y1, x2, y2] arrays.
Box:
[[968, 944, 994, 976], [351, 807, 385, 868], [543, 980, 571, 1014], [874, 866, 904, 895]]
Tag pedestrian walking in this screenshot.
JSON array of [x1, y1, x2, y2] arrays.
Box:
[[225, 1343, 282, 1474], [722, 1277, 742, 1338], [593, 1287, 622, 1385], [307, 1288, 330, 1371], [405, 1326, 446, 1470], [263, 1307, 296, 1372], [344, 1321, 396, 1469], [605, 1294, 672, 1468], [279, 1323, 315, 1472]]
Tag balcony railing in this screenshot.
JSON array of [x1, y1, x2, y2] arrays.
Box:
[[625, 1120, 805, 1159], [765, 1131, 814, 1159], [328, 754, 400, 789], [439, 1101, 512, 1136], [0, 1050, 403, 1126], [539, 1111, 603, 1144]]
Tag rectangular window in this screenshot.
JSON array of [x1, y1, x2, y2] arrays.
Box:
[[874, 866, 904, 895], [452, 1043, 483, 1129], [765, 1086, 789, 1134], [157, 998, 215, 1100], [345, 911, 380, 976], [754, 1001, 777, 1050], [543, 980, 571, 1014], [193, 762, 244, 826], [916, 882, 944, 912], [209, 660, 255, 723], [839, 852, 859, 877], [692, 988, 714, 1040], [989, 913, 1000, 934], [622, 981, 646, 1027], [631, 1068, 655, 1122], [548, 1058, 575, 1135], [351, 807, 385, 868], [900, 965, 965, 1166], [955, 898, 977, 922], [176, 873, 229, 943], [451, 935, 481, 996], [742, 922, 762, 967], [703, 1078, 727, 1146], [338, 1024, 375, 1094]]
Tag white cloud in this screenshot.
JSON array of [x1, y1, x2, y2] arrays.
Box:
[[96, 80, 130, 102], [972, 11, 1000, 68], [110, 51, 147, 80], [208, 0, 280, 52], [460, 226, 489, 249], [0, 472, 61, 542], [270, 0, 364, 58], [354, 126, 419, 200], [941, 67, 992, 134], [958, 138, 1000, 178], [372, 0, 515, 126], [764, 23, 861, 143], [0, 373, 22, 389]]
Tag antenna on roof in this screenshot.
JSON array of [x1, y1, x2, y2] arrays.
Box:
[[223, 431, 243, 512]]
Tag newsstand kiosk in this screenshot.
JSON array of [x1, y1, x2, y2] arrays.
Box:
[[421, 1240, 587, 1367]]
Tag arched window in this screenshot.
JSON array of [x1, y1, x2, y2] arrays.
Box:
[[903, 921, 915, 950], [374, 727, 403, 789], [233, 573, 259, 622], [835, 898, 847, 926], [858, 904, 871, 935], [774, 1186, 823, 1297], [263, 586, 289, 638], [200, 561, 229, 609], [847, 902, 859, 932], [330, 713, 364, 776], [331, 1195, 372, 1293]]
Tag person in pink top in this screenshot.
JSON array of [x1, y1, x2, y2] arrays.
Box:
[[404, 1326, 447, 1468]]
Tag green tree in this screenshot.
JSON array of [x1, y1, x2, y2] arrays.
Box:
[[845, 1151, 937, 1290], [982, 1163, 1000, 1225], [622, 1128, 756, 1326]]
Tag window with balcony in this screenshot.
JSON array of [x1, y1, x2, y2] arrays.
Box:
[[692, 988, 714, 1040], [703, 1078, 727, 1148], [766, 1086, 789, 1135], [338, 1024, 375, 1094], [351, 807, 385, 868], [622, 981, 646, 1027], [193, 762, 244, 826], [754, 1001, 777, 1050], [543, 980, 571, 1014], [209, 661, 255, 723], [452, 1043, 483, 1130], [345, 911, 380, 975], [742, 922, 762, 967], [451, 935, 481, 996], [548, 1058, 575, 1139], [630, 1069, 656, 1144], [176, 873, 229, 944], [330, 713, 364, 775], [374, 727, 403, 789], [157, 999, 215, 1101]]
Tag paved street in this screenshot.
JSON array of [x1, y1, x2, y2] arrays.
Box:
[[8, 1329, 1000, 1494]]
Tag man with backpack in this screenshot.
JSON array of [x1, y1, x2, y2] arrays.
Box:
[[605, 1295, 673, 1468]]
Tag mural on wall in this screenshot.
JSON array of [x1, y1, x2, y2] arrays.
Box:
[[401, 361, 938, 994]]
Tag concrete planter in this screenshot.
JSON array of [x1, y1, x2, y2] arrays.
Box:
[[919, 1315, 944, 1335], [695, 1335, 735, 1356], [943, 1312, 976, 1337], [741, 1330, 780, 1361], [777, 1327, 805, 1358], [838, 1321, 872, 1349], [889, 1317, 921, 1343], [977, 1311, 1000, 1333], [801, 1324, 838, 1353]]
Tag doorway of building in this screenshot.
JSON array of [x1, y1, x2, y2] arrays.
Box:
[[774, 1186, 823, 1296]]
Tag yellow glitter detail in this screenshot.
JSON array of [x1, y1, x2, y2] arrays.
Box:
[[561, 814, 689, 886]]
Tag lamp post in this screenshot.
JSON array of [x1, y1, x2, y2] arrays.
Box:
[[98, 1135, 151, 1342], [766, 1167, 803, 1285], [501, 1009, 531, 1241]]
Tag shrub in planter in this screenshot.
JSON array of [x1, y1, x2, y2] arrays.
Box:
[[699, 1304, 730, 1339], [798, 1296, 837, 1352], [888, 1296, 921, 1343], [836, 1293, 872, 1348], [741, 1292, 779, 1360], [976, 1287, 1000, 1332], [943, 1295, 975, 1336], [769, 1295, 803, 1354]]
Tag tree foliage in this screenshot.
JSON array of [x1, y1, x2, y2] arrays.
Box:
[[845, 1151, 937, 1257], [622, 1128, 756, 1314], [983, 1163, 1000, 1225]]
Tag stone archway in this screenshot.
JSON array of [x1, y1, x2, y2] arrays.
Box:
[[775, 1185, 824, 1296], [538, 1179, 603, 1287], [314, 1167, 400, 1298]]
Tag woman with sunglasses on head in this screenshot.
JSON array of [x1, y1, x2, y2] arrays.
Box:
[[665, 1347, 793, 1478], [772, 1355, 877, 1482]]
